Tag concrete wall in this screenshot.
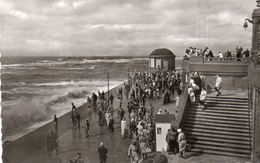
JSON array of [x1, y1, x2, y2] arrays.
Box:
[[248, 65, 260, 163], [155, 123, 171, 152], [182, 59, 250, 90]]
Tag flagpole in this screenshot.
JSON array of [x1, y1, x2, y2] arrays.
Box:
[[206, 6, 209, 47], [196, 0, 199, 55], [107, 72, 110, 107]]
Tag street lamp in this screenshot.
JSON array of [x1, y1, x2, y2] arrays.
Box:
[[243, 19, 253, 30]]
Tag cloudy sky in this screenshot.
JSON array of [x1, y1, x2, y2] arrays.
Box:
[[0, 0, 256, 57]]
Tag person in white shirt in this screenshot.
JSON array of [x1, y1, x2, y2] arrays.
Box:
[[200, 87, 207, 109], [214, 75, 222, 96], [218, 52, 223, 60]]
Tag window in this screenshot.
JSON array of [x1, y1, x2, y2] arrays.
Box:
[[157, 127, 162, 134], [150, 58, 155, 68]]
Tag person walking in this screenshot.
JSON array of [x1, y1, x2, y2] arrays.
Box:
[[71, 113, 76, 129], [200, 87, 207, 108], [76, 113, 81, 129], [105, 111, 111, 128], [214, 75, 222, 96], [53, 115, 58, 133], [128, 141, 140, 163], [85, 120, 90, 137], [188, 85, 195, 103], [175, 94, 181, 109], [121, 117, 127, 139], [109, 94, 114, 107], [177, 129, 187, 159], [98, 142, 108, 163], [72, 103, 77, 115], [166, 129, 177, 155], [70, 153, 84, 163], [47, 129, 58, 156], [109, 117, 114, 132]]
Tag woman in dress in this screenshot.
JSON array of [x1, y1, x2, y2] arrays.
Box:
[[128, 141, 140, 163], [121, 117, 127, 139]]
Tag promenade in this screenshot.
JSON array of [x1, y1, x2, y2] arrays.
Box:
[[5, 83, 251, 163]]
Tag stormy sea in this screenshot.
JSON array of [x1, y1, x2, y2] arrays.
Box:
[[1, 56, 182, 141]]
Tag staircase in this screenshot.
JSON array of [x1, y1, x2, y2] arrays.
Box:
[[183, 94, 252, 158]]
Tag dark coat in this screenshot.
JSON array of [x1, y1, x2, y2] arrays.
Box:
[[98, 146, 108, 160], [47, 132, 58, 152]]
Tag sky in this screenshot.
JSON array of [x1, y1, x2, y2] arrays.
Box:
[[0, 0, 257, 57]]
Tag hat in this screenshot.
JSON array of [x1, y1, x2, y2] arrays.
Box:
[[153, 153, 168, 163], [177, 128, 182, 133]]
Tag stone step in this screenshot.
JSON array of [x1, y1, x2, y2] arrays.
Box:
[[190, 144, 251, 154], [190, 107, 251, 115], [184, 131, 250, 141], [205, 101, 248, 106], [185, 117, 250, 126], [193, 105, 250, 112], [197, 99, 248, 105], [187, 111, 251, 120], [193, 103, 248, 109], [183, 127, 250, 137], [183, 123, 251, 133], [188, 148, 251, 158], [187, 110, 251, 121], [184, 119, 250, 130], [186, 135, 251, 146], [187, 139, 251, 150], [206, 96, 248, 101], [196, 98, 249, 103]]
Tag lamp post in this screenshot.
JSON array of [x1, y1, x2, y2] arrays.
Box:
[[243, 19, 253, 30], [243, 0, 260, 58], [244, 1, 260, 162]]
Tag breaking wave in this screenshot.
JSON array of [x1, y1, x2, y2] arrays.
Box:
[[1, 58, 147, 69], [33, 80, 121, 87], [2, 98, 51, 133], [2, 87, 91, 133]]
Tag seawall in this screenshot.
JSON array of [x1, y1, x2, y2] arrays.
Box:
[[2, 82, 125, 163]]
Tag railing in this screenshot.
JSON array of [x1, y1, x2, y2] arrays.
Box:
[[248, 84, 252, 150], [186, 56, 252, 64], [171, 84, 190, 129]]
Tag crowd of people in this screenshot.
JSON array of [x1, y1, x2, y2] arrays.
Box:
[[184, 46, 251, 60], [46, 68, 191, 162]]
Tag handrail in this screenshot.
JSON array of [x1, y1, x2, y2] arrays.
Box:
[[248, 84, 252, 150]]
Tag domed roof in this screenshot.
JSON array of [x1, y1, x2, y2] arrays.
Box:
[[149, 48, 175, 58]]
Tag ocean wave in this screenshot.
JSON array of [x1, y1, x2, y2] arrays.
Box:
[[33, 80, 122, 87], [82, 58, 148, 64], [1, 57, 148, 69], [66, 65, 95, 70], [1, 88, 90, 133], [1, 82, 121, 135], [2, 98, 51, 133]]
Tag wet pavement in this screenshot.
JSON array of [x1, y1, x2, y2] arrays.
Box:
[[19, 87, 251, 163]]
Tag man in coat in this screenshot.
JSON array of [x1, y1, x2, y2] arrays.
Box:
[[47, 129, 58, 156], [98, 142, 108, 163]]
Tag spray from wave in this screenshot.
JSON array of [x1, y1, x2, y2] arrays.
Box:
[[2, 87, 91, 134], [2, 98, 51, 133]]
